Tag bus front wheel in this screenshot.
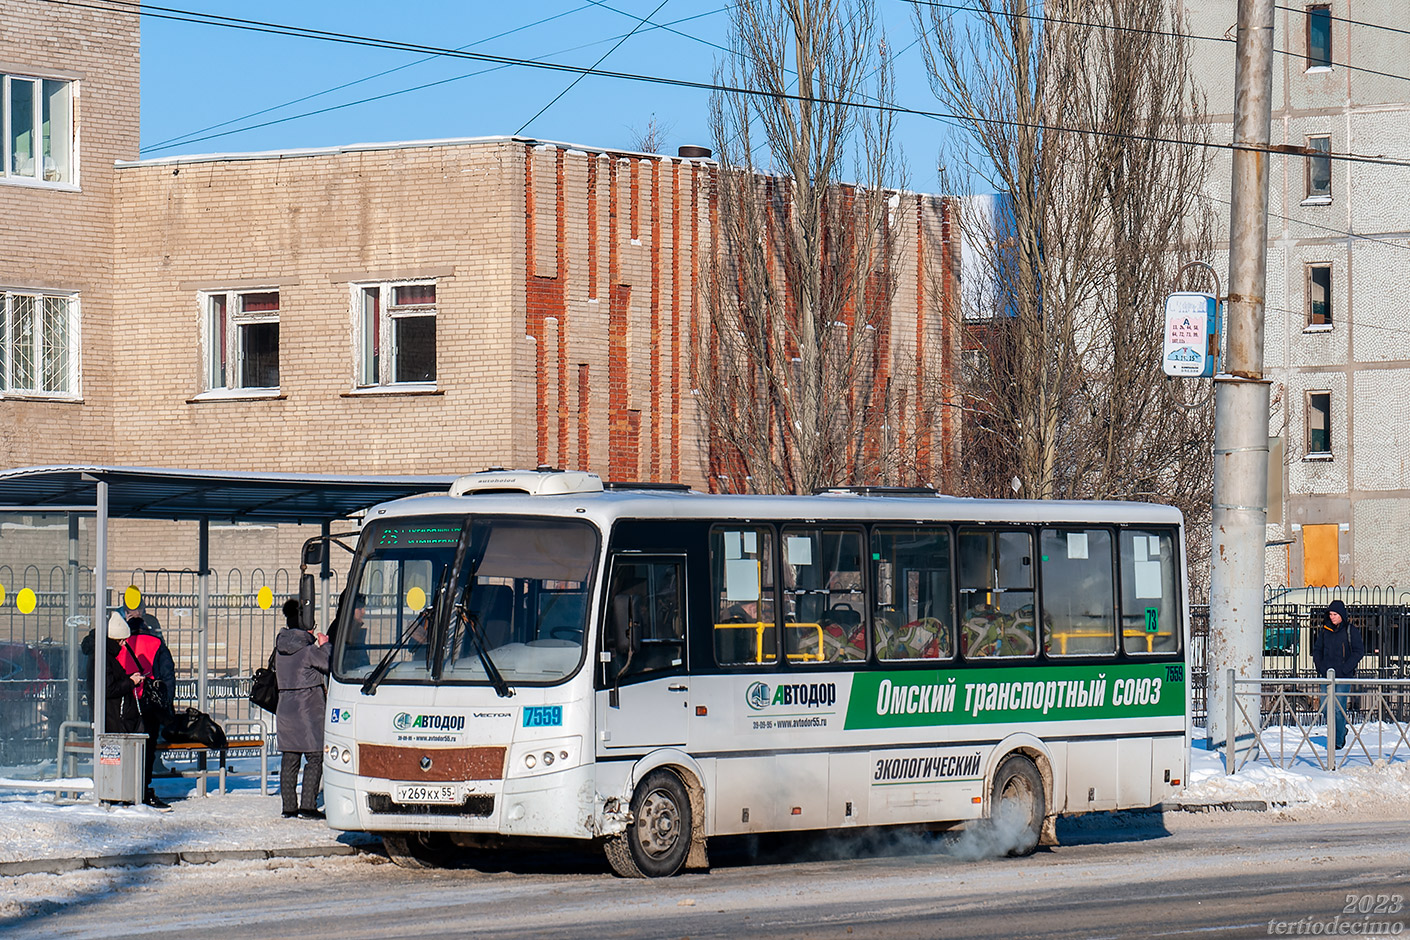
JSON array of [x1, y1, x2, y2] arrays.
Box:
[[605, 769, 692, 878], [383, 831, 458, 869], [988, 754, 1045, 857]]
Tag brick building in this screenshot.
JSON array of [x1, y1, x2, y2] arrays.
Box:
[[111, 138, 957, 492], [2, 1, 960, 578], [0, 0, 137, 466]]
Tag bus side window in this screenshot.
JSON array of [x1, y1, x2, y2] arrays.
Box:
[[606, 558, 685, 681], [1040, 528, 1116, 656], [1120, 530, 1179, 654], [711, 527, 778, 666], [959, 528, 1036, 658], [782, 527, 866, 663], [872, 527, 954, 661]]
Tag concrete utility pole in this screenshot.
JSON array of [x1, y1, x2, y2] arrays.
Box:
[[1207, 0, 1275, 767]]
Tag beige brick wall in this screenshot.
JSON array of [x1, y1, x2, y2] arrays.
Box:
[[112, 141, 956, 495], [111, 141, 724, 487], [113, 142, 525, 474], [0, 0, 139, 466]]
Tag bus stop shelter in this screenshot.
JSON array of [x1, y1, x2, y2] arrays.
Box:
[[0, 465, 456, 749]]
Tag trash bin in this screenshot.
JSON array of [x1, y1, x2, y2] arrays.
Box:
[[94, 733, 146, 804]]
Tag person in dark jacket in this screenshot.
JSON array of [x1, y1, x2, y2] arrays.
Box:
[[125, 613, 176, 809], [1311, 598, 1364, 750], [275, 597, 331, 819], [79, 614, 143, 735]]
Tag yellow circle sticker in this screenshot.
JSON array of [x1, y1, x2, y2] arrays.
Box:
[[124, 585, 142, 611], [406, 586, 427, 612], [257, 586, 274, 610], [16, 588, 37, 615]]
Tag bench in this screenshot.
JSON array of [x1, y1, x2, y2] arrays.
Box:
[[57, 717, 272, 798]]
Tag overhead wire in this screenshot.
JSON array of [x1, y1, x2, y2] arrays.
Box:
[[47, 0, 1410, 170], [901, 0, 1410, 88], [1273, 5, 1410, 39], [142, 7, 733, 154], [144, 3, 600, 152], [516, 0, 673, 135]]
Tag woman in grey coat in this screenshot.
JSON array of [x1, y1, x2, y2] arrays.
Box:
[[275, 598, 331, 819]]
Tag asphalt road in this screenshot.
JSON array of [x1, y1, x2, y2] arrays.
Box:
[[13, 812, 1410, 940]]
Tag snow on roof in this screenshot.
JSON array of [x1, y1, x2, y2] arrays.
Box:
[[118, 135, 716, 169]]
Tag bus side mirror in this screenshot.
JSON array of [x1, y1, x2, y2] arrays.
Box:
[[299, 573, 316, 632], [300, 538, 326, 572]]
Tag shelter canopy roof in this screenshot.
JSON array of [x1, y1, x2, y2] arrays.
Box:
[[0, 465, 457, 523]]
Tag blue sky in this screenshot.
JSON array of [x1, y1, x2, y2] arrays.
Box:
[[139, 0, 954, 188]]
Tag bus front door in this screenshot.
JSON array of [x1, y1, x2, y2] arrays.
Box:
[[599, 556, 689, 749]]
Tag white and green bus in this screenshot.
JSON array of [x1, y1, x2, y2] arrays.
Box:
[[315, 469, 1188, 876]]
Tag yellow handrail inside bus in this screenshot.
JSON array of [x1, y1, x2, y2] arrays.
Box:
[[1047, 627, 1175, 654], [712, 621, 824, 662]]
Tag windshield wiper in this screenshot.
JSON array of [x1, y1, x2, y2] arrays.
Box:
[[452, 603, 513, 698], [433, 519, 513, 697], [358, 600, 434, 696]]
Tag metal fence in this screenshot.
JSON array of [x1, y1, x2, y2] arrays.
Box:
[[1189, 586, 1410, 726], [1221, 672, 1410, 773], [0, 566, 339, 769], [5, 572, 1407, 772]]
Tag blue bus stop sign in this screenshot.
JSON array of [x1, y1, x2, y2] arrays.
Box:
[[1162, 292, 1220, 378]]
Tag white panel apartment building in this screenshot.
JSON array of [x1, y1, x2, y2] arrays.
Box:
[[1187, 1, 1410, 587]]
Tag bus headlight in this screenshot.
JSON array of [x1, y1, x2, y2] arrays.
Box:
[[509, 737, 582, 777], [325, 741, 354, 767]]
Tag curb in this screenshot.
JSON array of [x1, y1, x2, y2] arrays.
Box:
[[1160, 799, 1270, 813], [0, 842, 371, 877]]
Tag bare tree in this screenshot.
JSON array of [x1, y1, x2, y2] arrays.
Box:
[[629, 114, 673, 154], [916, 0, 1215, 585], [694, 0, 924, 494]]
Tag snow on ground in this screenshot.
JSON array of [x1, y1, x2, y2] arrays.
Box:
[[1178, 724, 1410, 821], [0, 725, 1404, 867], [0, 765, 370, 865]]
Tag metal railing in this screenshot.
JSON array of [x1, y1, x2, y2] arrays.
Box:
[[1190, 589, 1410, 725], [1222, 669, 1410, 773], [0, 566, 330, 774]]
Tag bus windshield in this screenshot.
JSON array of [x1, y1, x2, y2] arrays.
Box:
[[334, 516, 598, 686]]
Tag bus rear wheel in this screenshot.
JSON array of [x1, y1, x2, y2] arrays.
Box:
[[988, 754, 1045, 857], [605, 769, 692, 878], [383, 831, 458, 869]]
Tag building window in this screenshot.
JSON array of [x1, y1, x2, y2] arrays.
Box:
[[1306, 5, 1331, 69], [1306, 136, 1331, 201], [1306, 390, 1332, 456], [204, 290, 280, 391], [1, 74, 75, 184], [355, 282, 436, 387], [0, 290, 79, 396], [1306, 264, 1332, 328]]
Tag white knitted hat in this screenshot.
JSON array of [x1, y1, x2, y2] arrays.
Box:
[[107, 611, 131, 640]]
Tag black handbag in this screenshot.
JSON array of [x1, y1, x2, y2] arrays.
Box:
[[249, 651, 279, 714], [164, 707, 228, 751], [141, 677, 170, 717]]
